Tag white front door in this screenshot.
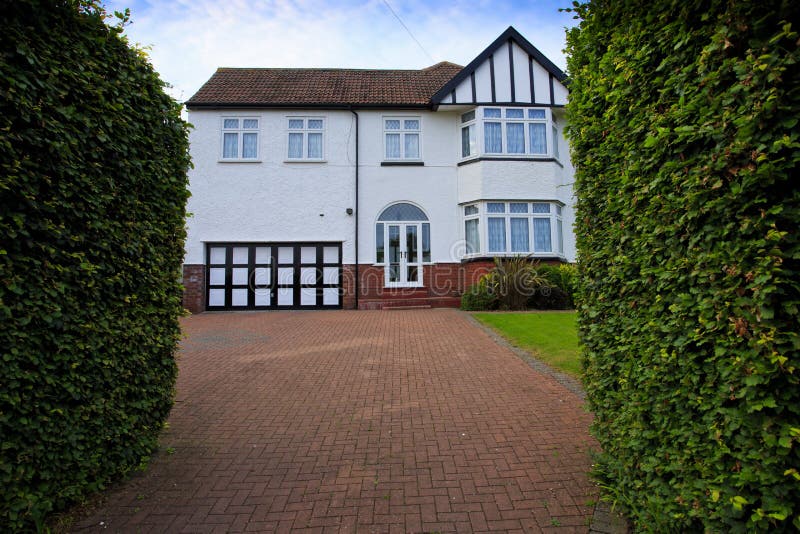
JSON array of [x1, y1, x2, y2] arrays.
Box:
[[385, 223, 423, 287]]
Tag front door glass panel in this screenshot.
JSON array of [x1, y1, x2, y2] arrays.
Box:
[[405, 225, 419, 282], [388, 225, 401, 283], [383, 223, 424, 287]]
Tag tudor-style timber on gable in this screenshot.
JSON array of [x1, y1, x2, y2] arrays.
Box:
[[431, 26, 568, 107], [182, 26, 576, 312]]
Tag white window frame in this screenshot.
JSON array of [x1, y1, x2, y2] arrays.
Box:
[[461, 201, 565, 258], [458, 107, 560, 161], [551, 115, 560, 160], [286, 116, 326, 161], [463, 204, 480, 254], [220, 117, 260, 161], [460, 111, 478, 159], [383, 116, 422, 161]]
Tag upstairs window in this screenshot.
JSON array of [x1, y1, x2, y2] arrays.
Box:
[[221, 117, 259, 160], [461, 111, 477, 158], [384, 117, 421, 160], [484, 107, 547, 156], [551, 115, 560, 160], [287, 117, 324, 160], [459, 107, 559, 160]]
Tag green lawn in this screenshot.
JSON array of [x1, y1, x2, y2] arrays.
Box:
[[473, 311, 581, 377]]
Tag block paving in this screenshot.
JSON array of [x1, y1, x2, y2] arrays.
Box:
[[75, 309, 599, 532]]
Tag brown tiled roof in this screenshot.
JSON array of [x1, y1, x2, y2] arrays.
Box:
[[185, 61, 463, 108]]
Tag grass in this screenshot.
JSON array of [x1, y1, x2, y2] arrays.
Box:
[[473, 311, 581, 376]]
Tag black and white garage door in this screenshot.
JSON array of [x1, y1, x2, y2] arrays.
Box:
[[205, 242, 342, 310]]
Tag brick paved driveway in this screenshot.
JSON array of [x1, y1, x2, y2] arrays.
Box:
[[76, 310, 598, 533]]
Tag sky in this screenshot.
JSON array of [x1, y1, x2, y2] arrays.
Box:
[[103, 0, 579, 103]]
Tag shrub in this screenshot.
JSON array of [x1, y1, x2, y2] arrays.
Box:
[[460, 277, 498, 311], [484, 257, 550, 311], [529, 286, 572, 310], [0, 1, 190, 529], [529, 263, 578, 310], [567, 1, 799, 531], [462, 258, 559, 311]]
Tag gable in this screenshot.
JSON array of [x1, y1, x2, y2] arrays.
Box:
[[431, 26, 568, 107]]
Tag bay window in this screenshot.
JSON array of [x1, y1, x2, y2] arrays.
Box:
[[552, 116, 560, 160], [462, 201, 565, 257], [461, 111, 477, 158], [459, 107, 560, 160], [464, 204, 480, 253]]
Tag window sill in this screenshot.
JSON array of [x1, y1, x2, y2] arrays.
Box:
[[461, 253, 567, 262], [457, 156, 563, 168], [380, 161, 424, 167], [284, 159, 327, 164], [218, 159, 262, 163]]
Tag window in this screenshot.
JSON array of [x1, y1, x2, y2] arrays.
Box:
[[287, 117, 324, 160], [483, 108, 502, 153], [464, 204, 480, 254], [221, 117, 259, 160], [461, 201, 565, 256], [460, 107, 560, 160], [384, 117, 421, 160], [461, 111, 477, 158], [552, 118, 560, 160], [529, 109, 547, 154]]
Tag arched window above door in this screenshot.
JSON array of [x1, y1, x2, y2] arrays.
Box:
[[377, 202, 428, 221]]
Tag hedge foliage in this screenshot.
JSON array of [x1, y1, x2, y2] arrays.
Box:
[[566, 0, 799, 530], [0, 1, 190, 529]]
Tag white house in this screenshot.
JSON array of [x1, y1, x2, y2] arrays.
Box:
[[182, 26, 574, 312]]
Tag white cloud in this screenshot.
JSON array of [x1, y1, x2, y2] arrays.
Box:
[[105, 0, 576, 102]]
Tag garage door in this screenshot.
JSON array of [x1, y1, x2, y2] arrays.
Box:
[[205, 242, 342, 310]]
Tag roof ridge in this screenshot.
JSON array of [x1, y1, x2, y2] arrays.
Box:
[[215, 64, 462, 74]]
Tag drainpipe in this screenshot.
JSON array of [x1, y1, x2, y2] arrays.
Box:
[[350, 109, 359, 309]]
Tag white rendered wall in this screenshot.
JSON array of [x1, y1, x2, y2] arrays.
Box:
[[532, 62, 551, 105], [357, 110, 461, 265], [185, 107, 577, 267], [184, 110, 357, 265], [474, 61, 493, 102], [553, 108, 577, 261], [512, 42, 532, 103], [492, 44, 512, 102]]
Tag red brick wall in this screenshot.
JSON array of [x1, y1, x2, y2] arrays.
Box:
[[342, 264, 357, 310], [182, 265, 205, 314], [463, 260, 495, 289], [182, 259, 568, 312], [346, 263, 468, 309]]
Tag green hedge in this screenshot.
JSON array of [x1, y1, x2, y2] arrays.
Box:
[[0, 1, 190, 529], [566, 1, 799, 530]]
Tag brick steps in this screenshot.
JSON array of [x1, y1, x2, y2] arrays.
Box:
[[359, 296, 461, 310]]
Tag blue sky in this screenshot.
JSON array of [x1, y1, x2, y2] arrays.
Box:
[[104, 0, 578, 102]]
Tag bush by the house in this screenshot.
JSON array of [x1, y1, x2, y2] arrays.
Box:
[[566, 1, 799, 531], [528, 285, 572, 310], [484, 257, 550, 310], [461, 257, 564, 311], [0, 1, 191, 529], [460, 276, 499, 311], [536, 263, 577, 308]]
